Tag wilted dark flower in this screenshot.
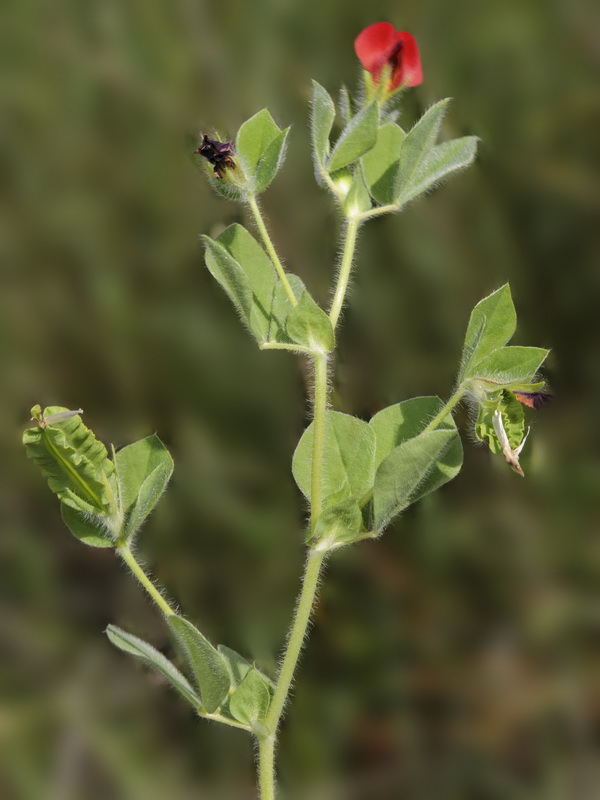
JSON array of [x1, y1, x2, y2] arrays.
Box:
[[195, 135, 236, 180]]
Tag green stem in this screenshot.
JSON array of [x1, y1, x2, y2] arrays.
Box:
[[264, 549, 326, 737], [329, 217, 360, 330], [116, 543, 175, 617], [258, 350, 330, 797], [421, 385, 467, 434], [260, 342, 316, 356], [310, 353, 329, 530], [203, 712, 251, 732], [258, 736, 276, 800], [247, 194, 297, 307], [358, 203, 399, 221]]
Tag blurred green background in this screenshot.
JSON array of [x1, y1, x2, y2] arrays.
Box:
[[1, 0, 599, 797]]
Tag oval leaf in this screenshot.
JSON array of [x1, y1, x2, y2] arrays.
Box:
[[467, 346, 549, 385], [254, 126, 289, 194], [228, 668, 271, 730], [115, 434, 173, 542], [459, 285, 517, 381], [292, 411, 376, 508], [61, 504, 114, 548], [370, 396, 458, 467], [396, 136, 478, 206], [312, 497, 364, 547], [311, 80, 336, 173], [373, 429, 462, 532], [204, 225, 305, 346], [361, 122, 406, 205], [327, 103, 378, 173], [393, 99, 450, 200], [203, 235, 253, 327], [285, 291, 334, 352], [106, 624, 201, 710], [217, 645, 253, 689], [236, 109, 285, 192], [167, 616, 230, 713]]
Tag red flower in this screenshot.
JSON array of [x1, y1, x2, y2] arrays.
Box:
[[354, 22, 423, 93]]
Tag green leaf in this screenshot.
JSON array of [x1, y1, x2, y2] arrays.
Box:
[[396, 136, 478, 206], [338, 85, 352, 126], [310, 81, 336, 174], [115, 435, 173, 542], [369, 397, 463, 531], [361, 122, 406, 205], [327, 103, 378, 173], [373, 429, 462, 532], [23, 406, 114, 515], [254, 126, 289, 194], [343, 170, 372, 217], [217, 645, 252, 689], [167, 616, 230, 713], [459, 285, 517, 381], [312, 497, 364, 546], [204, 225, 305, 345], [228, 668, 271, 729], [285, 291, 335, 352], [61, 504, 114, 548], [370, 396, 458, 467], [106, 624, 201, 710], [236, 109, 287, 193], [393, 99, 450, 201], [212, 224, 277, 341], [203, 235, 253, 327], [292, 411, 376, 508], [468, 346, 549, 385], [266, 274, 306, 344]]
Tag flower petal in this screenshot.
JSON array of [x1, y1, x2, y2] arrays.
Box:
[[392, 32, 423, 88], [354, 22, 398, 74]]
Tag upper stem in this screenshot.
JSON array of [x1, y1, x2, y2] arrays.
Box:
[[116, 543, 175, 617], [310, 353, 329, 532], [329, 218, 360, 330], [247, 194, 297, 307], [421, 385, 467, 434]]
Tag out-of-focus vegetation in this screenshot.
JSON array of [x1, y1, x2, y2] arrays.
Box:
[[1, 0, 599, 797]]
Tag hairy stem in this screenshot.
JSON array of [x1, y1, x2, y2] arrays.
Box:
[[116, 543, 175, 617], [310, 353, 329, 530], [264, 549, 326, 735], [258, 351, 330, 797], [329, 217, 360, 330], [248, 194, 297, 307], [421, 385, 467, 434], [260, 342, 316, 356], [258, 736, 276, 800]]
